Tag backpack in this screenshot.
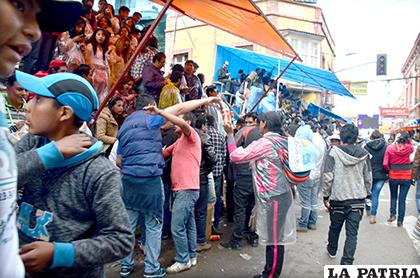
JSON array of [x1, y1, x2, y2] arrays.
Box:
[[266, 135, 310, 185]]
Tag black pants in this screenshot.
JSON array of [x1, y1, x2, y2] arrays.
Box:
[[262, 245, 285, 278], [261, 193, 292, 278], [225, 176, 235, 222], [327, 205, 363, 265], [232, 175, 257, 241], [194, 177, 209, 244]]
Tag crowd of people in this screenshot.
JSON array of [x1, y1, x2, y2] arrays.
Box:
[[1, 1, 420, 278]]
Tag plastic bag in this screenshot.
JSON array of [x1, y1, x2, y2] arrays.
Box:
[[288, 125, 320, 172]]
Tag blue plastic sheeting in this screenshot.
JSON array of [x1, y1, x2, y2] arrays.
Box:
[[214, 45, 355, 99], [406, 118, 420, 126], [307, 103, 351, 123]]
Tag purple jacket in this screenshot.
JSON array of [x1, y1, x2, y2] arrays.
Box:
[[142, 64, 166, 102]]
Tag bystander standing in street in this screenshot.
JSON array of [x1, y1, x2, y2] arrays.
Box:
[[206, 115, 226, 235], [0, 1, 82, 277], [383, 131, 414, 227], [224, 111, 296, 278], [15, 71, 132, 277], [323, 124, 372, 265], [364, 130, 388, 224], [162, 112, 201, 274]]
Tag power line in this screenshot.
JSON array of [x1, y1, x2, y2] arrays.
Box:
[[367, 75, 420, 83]]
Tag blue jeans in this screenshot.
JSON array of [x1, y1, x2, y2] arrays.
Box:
[[416, 181, 420, 216], [370, 179, 386, 216], [195, 179, 209, 244], [297, 179, 319, 228], [327, 206, 363, 265], [389, 179, 411, 223], [213, 175, 223, 228], [171, 190, 199, 263], [121, 209, 163, 273]]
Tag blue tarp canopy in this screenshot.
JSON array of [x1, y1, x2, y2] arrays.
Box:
[[214, 45, 355, 99], [307, 103, 351, 123]]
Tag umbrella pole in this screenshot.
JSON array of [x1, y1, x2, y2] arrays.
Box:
[[250, 55, 297, 113], [276, 58, 280, 111], [91, 0, 174, 124]]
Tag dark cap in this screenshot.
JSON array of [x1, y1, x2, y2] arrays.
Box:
[[38, 0, 83, 32]]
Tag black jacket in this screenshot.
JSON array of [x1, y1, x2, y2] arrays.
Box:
[[233, 126, 262, 177], [364, 138, 388, 180], [197, 129, 216, 182]]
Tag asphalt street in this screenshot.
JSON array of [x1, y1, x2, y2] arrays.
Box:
[[106, 183, 420, 278]]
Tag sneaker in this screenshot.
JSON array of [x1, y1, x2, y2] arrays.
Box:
[[196, 242, 212, 252], [166, 261, 191, 274], [144, 267, 166, 278], [370, 216, 377, 224], [296, 226, 308, 232], [120, 265, 133, 278], [308, 224, 317, 230], [387, 215, 396, 222], [326, 246, 336, 259], [211, 226, 223, 235], [247, 236, 258, 247], [397, 221, 403, 227], [190, 257, 197, 266], [220, 240, 241, 250]]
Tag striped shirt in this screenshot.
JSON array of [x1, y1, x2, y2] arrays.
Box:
[[1, 93, 25, 133], [207, 126, 226, 177]]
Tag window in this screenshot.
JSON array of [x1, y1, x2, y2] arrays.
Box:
[[236, 45, 254, 51], [287, 37, 320, 67], [267, 0, 278, 12], [173, 53, 188, 65], [290, 38, 298, 50]]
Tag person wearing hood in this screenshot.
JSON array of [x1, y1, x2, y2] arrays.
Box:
[[14, 72, 133, 277], [364, 130, 388, 224], [297, 123, 328, 232], [224, 111, 296, 278], [383, 131, 414, 227], [323, 124, 372, 265]]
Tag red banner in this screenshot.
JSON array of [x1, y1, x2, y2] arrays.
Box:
[[380, 107, 409, 117]]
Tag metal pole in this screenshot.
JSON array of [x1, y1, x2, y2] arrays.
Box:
[[250, 55, 297, 112], [276, 58, 280, 111], [92, 0, 174, 123]]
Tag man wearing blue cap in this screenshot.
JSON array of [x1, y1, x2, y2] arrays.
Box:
[[13, 71, 132, 277]]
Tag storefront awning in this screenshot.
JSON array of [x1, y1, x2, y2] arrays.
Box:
[[151, 0, 299, 59], [307, 103, 351, 123], [215, 45, 355, 99]]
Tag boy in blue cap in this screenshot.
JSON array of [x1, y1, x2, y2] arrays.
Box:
[[14, 71, 132, 277]]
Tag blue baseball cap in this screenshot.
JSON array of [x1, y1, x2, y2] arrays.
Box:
[[15, 71, 99, 122]]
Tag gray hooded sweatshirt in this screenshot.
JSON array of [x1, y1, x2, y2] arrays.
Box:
[[15, 134, 132, 277], [322, 144, 372, 206]]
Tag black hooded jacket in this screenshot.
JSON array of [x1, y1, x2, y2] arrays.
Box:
[[364, 139, 388, 180]]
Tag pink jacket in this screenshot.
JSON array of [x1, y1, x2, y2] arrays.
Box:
[[228, 132, 290, 197]]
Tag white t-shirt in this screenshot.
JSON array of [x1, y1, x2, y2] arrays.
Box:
[[0, 113, 24, 277], [109, 140, 119, 168]]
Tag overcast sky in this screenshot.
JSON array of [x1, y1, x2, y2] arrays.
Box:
[[316, 0, 420, 117]]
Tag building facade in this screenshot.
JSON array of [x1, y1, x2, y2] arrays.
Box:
[[164, 0, 336, 106], [401, 33, 420, 119]]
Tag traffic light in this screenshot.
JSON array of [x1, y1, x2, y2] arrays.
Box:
[[376, 54, 387, 76]]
